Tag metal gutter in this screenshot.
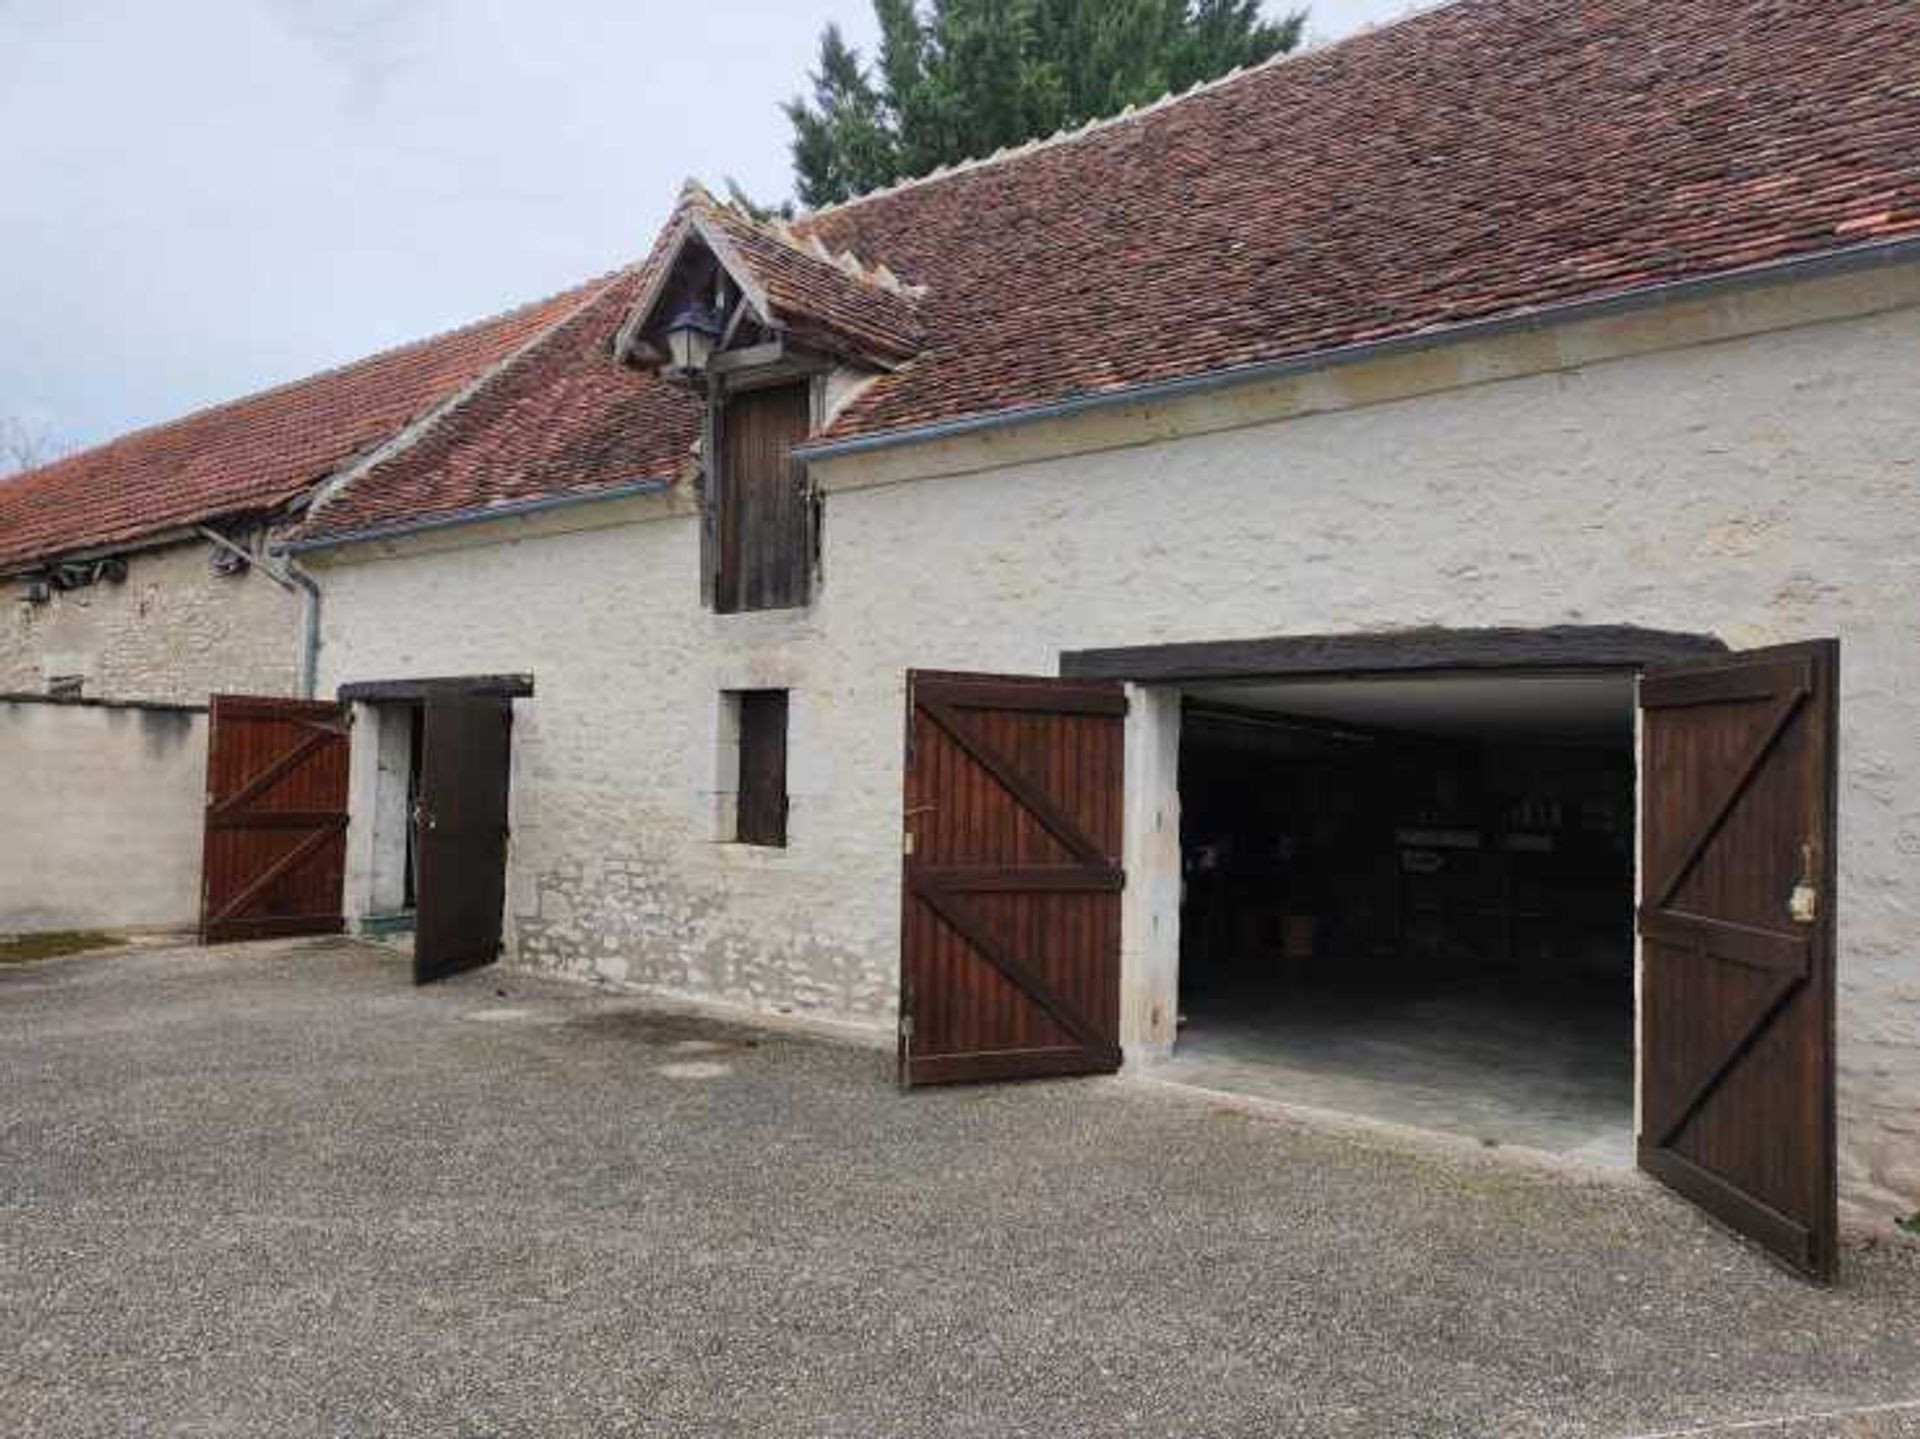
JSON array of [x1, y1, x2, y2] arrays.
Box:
[[795, 234, 1920, 463], [277, 476, 675, 556]]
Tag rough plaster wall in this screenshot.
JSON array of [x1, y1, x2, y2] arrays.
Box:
[[320, 531, 889, 1023], [318, 302, 1920, 1226], [0, 699, 207, 932], [1, 538, 302, 704]]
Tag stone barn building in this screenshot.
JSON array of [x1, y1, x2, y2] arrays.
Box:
[[0, 286, 596, 704], [230, 0, 1919, 1275]]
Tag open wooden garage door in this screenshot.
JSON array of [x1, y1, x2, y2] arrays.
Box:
[[900, 671, 1126, 1085], [1639, 640, 1839, 1280], [201, 696, 350, 942], [412, 689, 513, 985]]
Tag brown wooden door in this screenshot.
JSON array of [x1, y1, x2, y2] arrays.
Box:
[[716, 381, 812, 613], [1638, 640, 1839, 1280], [413, 690, 513, 985], [900, 671, 1127, 1085], [200, 695, 350, 943]]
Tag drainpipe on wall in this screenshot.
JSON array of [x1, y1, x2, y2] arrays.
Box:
[[195, 526, 322, 699]]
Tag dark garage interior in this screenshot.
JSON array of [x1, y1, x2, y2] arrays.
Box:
[[1167, 671, 1638, 1161]]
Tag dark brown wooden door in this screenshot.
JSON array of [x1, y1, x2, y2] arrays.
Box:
[[1638, 640, 1839, 1280], [200, 695, 350, 943], [900, 671, 1127, 1086], [413, 690, 513, 985], [716, 381, 812, 613]]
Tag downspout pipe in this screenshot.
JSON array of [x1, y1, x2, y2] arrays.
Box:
[[196, 527, 322, 700]]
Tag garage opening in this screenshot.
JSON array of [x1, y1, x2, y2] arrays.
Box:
[[1169, 671, 1637, 1163]]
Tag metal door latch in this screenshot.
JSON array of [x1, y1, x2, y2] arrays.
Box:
[[1789, 842, 1818, 924]]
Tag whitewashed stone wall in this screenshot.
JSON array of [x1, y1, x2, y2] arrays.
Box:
[[317, 298, 1920, 1228], [1, 535, 302, 704]]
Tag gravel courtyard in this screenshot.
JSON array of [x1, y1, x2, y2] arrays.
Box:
[[2, 939, 1916, 1437]]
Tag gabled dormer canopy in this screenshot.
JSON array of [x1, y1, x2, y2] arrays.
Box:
[[614, 182, 926, 383]]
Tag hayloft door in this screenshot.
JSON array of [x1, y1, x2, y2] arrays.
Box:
[[1638, 641, 1839, 1280], [413, 690, 513, 985], [899, 671, 1127, 1085]]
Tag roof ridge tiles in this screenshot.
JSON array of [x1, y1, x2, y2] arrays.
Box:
[[800, 0, 1468, 219], [698, 190, 925, 300], [298, 267, 635, 527], [10, 272, 623, 487]]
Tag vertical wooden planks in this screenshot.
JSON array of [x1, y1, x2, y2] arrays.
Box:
[[715, 381, 813, 613], [1638, 641, 1839, 1280], [413, 691, 513, 984], [899, 671, 1127, 1086]]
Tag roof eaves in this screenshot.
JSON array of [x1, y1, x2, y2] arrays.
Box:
[[280, 475, 675, 556], [799, 231, 1920, 464]]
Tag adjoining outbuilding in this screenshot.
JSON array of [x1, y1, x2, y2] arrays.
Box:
[[0, 284, 601, 704]]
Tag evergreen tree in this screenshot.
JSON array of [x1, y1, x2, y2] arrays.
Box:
[[783, 0, 1304, 208]]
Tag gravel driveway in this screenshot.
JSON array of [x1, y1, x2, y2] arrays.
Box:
[[2, 939, 1916, 1437]]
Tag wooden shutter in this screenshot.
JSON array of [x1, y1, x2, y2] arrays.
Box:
[[200, 695, 350, 942], [900, 671, 1127, 1086], [413, 690, 514, 984], [716, 381, 812, 613], [736, 690, 789, 848], [1638, 640, 1839, 1280]]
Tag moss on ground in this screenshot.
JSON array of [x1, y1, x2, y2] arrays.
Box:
[[0, 931, 121, 964]]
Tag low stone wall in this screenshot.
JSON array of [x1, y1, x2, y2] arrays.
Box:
[[0, 695, 207, 934]]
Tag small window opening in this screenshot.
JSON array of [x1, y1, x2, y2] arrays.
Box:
[[733, 689, 790, 848]]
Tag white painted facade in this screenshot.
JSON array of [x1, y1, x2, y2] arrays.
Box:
[[310, 267, 1920, 1230]]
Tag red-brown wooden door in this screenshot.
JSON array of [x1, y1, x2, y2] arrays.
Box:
[[900, 671, 1126, 1085], [412, 690, 513, 985], [1638, 640, 1839, 1280], [200, 695, 350, 942]]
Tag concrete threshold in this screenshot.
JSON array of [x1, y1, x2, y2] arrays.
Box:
[[1118, 1066, 1647, 1188]]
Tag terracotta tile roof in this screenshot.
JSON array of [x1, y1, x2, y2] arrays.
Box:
[[297, 0, 1920, 545], [699, 198, 925, 364], [0, 280, 603, 571], [295, 271, 701, 543], [790, 0, 1920, 442]]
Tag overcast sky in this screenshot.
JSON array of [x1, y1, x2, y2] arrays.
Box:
[[0, 0, 1441, 453]]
